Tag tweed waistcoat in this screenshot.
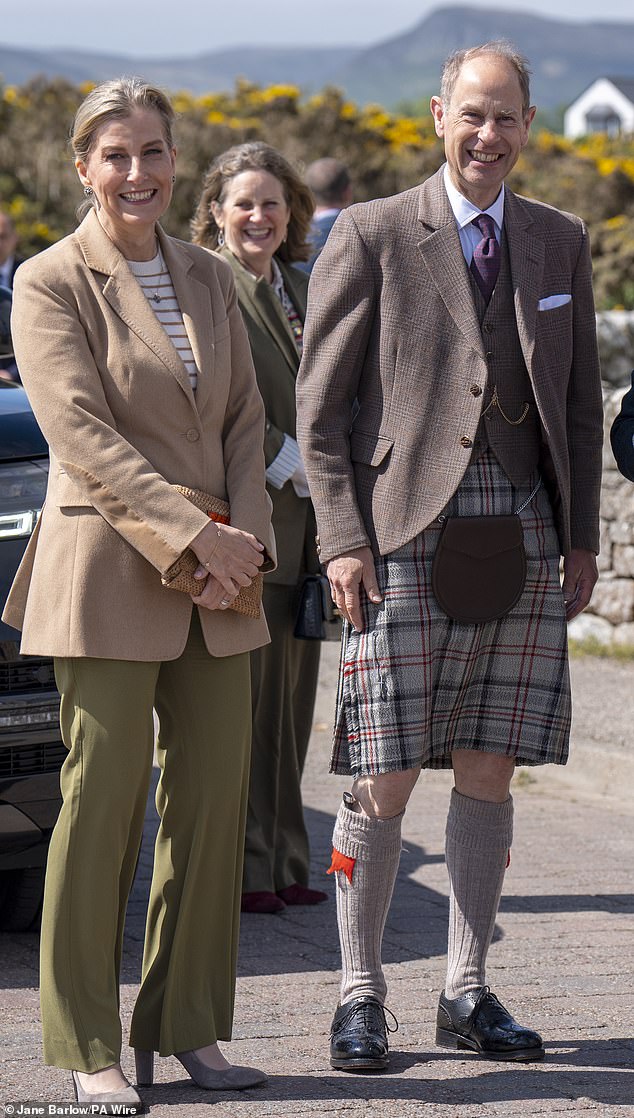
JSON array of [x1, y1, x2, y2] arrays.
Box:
[[470, 235, 541, 485]]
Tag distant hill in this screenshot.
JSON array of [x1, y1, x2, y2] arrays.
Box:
[[0, 43, 359, 94], [331, 6, 634, 110], [2, 6, 634, 110]]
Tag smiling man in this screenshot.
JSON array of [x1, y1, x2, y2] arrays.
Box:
[[297, 41, 603, 1072]]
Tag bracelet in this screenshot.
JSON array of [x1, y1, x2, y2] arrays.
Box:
[[203, 526, 223, 570]]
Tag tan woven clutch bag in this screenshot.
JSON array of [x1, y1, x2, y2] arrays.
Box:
[[161, 486, 262, 620]]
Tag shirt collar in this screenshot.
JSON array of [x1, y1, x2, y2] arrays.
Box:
[[443, 163, 505, 234], [270, 255, 285, 298], [0, 255, 14, 284]]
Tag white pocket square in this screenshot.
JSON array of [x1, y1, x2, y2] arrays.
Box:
[[538, 294, 572, 311]]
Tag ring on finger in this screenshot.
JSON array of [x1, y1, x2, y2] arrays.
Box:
[[221, 597, 231, 606]]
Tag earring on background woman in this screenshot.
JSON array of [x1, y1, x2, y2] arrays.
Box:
[[83, 186, 93, 197]]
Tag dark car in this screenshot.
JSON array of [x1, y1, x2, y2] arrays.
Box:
[[0, 379, 63, 931]]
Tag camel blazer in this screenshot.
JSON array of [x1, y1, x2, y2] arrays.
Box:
[[4, 210, 275, 659], [296, 166, 603, 562], [219, 248, 319, 586]]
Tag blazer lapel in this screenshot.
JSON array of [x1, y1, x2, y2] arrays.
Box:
[[415, 171, 486, 360], [159, 228, 215, 413], [220, 248, 299, 375], [504, 190, 545, 380], [76, 212, 196, 406]]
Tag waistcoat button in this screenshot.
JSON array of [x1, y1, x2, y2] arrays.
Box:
[[484, 323, 495, 333]]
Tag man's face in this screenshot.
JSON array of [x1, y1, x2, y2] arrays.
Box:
[[431, 55, 535, 210], [0, 214, 18, 267]]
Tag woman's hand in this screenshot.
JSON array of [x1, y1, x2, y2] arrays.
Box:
[[190, 521, 264, 609]]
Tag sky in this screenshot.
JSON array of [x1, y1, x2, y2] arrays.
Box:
[[5, 0, 634, 57]]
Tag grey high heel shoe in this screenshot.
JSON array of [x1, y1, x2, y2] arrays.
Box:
[[72, 1068, 142, 1107], [134, 1047, 267, 1090], [176, 1048, 267, 1090]]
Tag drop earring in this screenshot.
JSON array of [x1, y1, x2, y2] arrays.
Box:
[[217, 229, 225, 247]]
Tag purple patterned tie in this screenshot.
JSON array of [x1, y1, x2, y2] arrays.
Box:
[[470, 213, 500, 304]]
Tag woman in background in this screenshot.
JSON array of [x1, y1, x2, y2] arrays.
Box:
[[192, 142, 328, 915]]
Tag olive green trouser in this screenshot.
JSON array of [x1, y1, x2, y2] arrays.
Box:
[[40, 612, 251, 1071], [244, 582, 321, 893]]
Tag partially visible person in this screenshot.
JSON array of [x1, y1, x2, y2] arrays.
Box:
[[297, 158, 352, 273], [4, 79, 275, 1106], [192, 141, 328, 915], [0, 211, 23, 289], [0, 285, 20, 381], [610, 371, 634, 480]]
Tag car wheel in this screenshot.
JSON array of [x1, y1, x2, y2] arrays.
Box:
[[0, 866, 46, 931]]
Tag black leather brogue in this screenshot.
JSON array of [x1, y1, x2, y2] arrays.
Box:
[[330, 995, 396, 1071], [436, 987, 545, 1061]]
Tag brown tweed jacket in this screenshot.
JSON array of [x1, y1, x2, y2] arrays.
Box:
[[4, 210, 275, 659], [296, 167, 603, 563]]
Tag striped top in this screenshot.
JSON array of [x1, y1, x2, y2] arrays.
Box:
[[128, 250, 198, 391]]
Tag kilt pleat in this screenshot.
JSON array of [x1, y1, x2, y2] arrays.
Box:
[[331, 451, 571, 776]]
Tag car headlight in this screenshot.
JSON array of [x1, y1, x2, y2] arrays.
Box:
[[0, 461, 48, 539]]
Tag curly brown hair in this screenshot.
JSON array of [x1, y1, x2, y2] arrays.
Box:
[[191, 142, 314, 264]]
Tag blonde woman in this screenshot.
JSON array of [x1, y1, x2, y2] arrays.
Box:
[[5, 80, 275, 1105]]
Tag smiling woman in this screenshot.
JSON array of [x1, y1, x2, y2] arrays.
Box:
[[74, 101, 176, 260], [3, 77, 275, 1107], [191, 145, 329, 916]]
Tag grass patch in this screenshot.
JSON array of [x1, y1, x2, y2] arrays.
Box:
[[514, 769, 537, 788], [568, 636, 634, 660]]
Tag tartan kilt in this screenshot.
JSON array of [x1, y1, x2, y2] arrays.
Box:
[[331, 450, 571, 776]]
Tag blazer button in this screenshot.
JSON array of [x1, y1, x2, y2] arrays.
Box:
[[470, 384, 482, 396], [186, 429, 200, 442], [460, 436, 473, 448], [484, 323, 495, 334]]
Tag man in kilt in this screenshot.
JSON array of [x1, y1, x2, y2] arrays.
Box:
[[296, 41, 603, 1069]]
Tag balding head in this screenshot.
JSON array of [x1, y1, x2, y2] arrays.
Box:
[[305, 158, 352, 210]]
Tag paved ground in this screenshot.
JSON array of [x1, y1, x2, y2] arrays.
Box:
[[1, 646, 633, 1117]]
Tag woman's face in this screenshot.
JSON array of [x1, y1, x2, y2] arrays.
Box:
[[76, 107, 176, 256], [212, 169, 291, 280]]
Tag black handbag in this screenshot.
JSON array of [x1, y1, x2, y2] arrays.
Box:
[[294, 574, 342, 641]]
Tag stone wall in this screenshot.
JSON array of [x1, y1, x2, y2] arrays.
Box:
[[568, 382, 634, 646]]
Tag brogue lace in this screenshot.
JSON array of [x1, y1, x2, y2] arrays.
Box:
[[332, 998, 399, 1037]]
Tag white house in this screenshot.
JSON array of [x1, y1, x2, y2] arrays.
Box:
[[564, 77, 634, 139]]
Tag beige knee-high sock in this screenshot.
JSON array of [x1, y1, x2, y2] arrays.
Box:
[[444, 789, 514, 999], [330, 801, 403, 1005]]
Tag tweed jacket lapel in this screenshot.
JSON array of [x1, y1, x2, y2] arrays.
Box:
[[76, 211, 197, 408], [415, 170, 486, 361], [504, 189, 545, 382], [220, 248, 300, 376]]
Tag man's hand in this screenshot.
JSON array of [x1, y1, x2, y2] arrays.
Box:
[[327, 546, 382, 632], [562, 547, 598, 621]]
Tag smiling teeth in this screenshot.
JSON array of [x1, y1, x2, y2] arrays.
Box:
[[121, 189, 154, 200], [470, 152, 500, 163]]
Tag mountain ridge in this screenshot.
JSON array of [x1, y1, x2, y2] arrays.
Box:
[[2, 6, 634, 110]]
